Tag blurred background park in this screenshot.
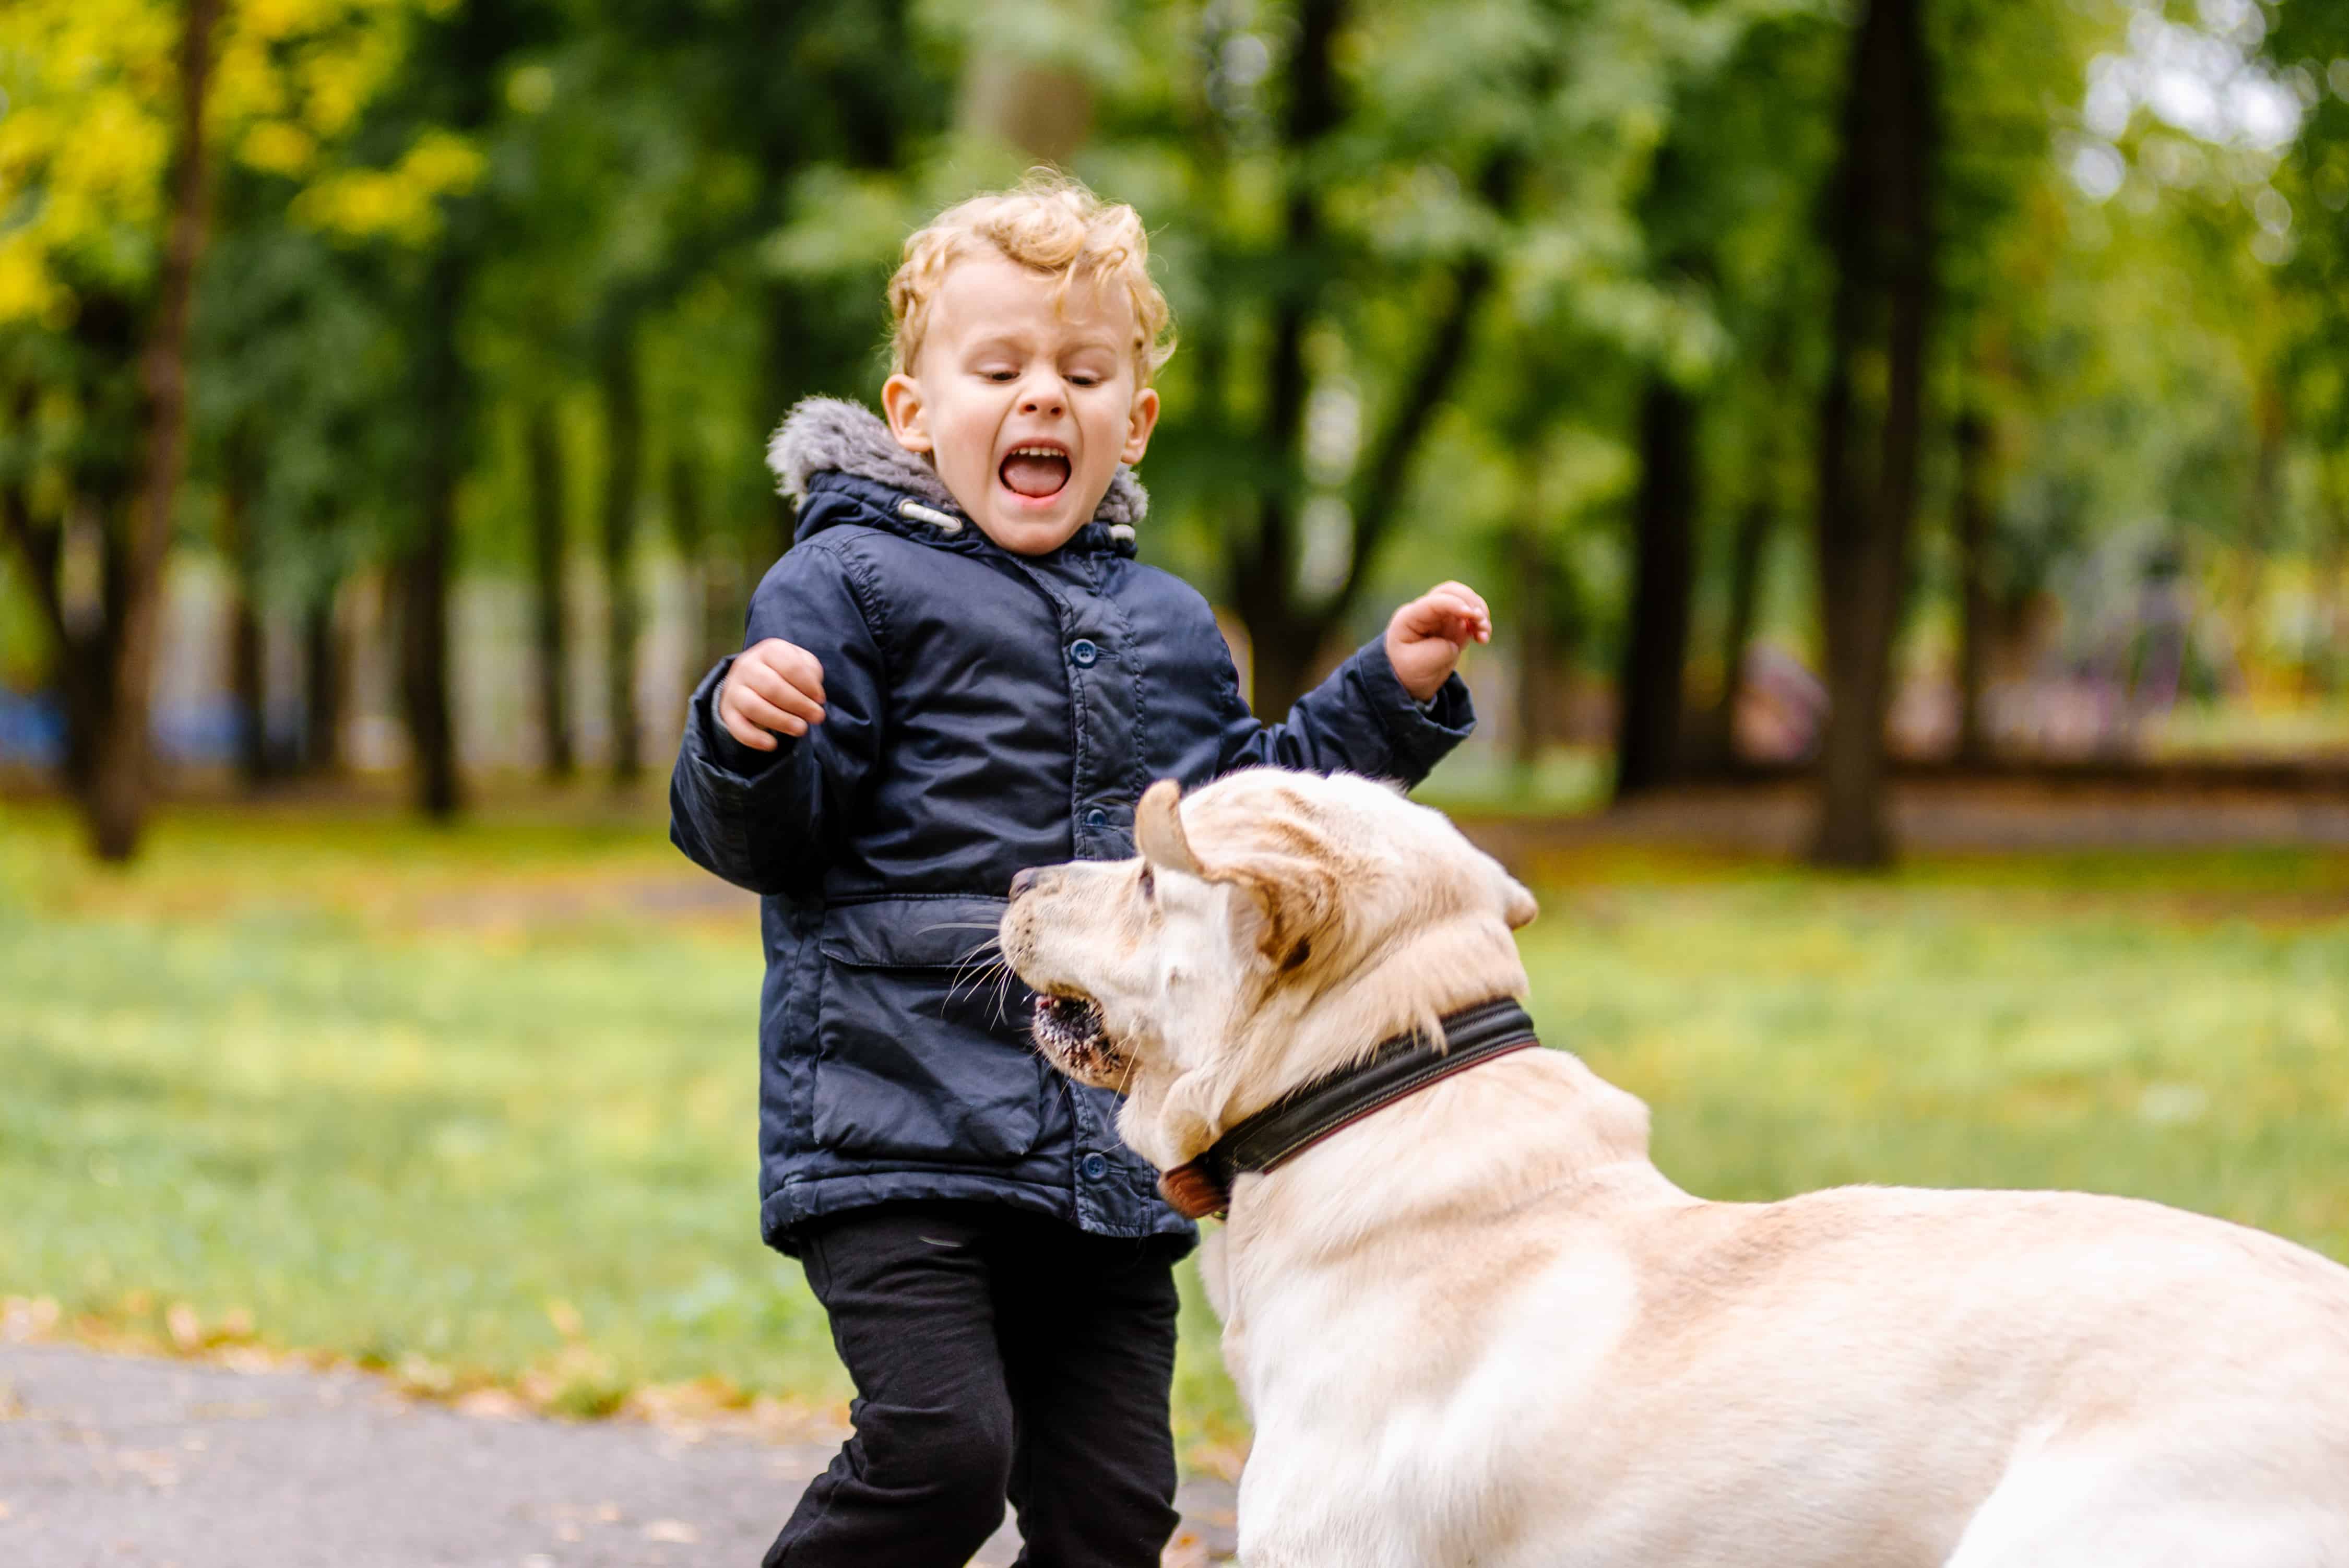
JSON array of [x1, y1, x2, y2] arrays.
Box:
[[4, 0, 2348, 1468]]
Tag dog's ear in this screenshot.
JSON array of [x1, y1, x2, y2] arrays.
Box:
[[1222, 842, 1345, 971], [1500, 873, 1538, 930], [1136, 779, 1204, 877]]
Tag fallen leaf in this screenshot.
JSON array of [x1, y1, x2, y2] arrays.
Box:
[[455, 1388, 527, 1420], [1160, 1530, 1209, 1568]]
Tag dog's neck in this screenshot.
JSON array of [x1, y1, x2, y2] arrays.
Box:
[[1227, 912, 1532, 1126], [1131, 910, 1681, 1250], [1126, 909, 1535, 1172]]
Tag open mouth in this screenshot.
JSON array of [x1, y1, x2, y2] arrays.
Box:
[[1030, 989, 1120, 1076], [1000, 444, 1072, 502]]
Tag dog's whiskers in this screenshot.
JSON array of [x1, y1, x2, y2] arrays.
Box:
[[943, 929, 1010, 1005], [948, 965, 1003, 1008]]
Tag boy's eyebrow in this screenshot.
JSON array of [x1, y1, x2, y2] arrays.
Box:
[[959, 329, 1124, 360], [960, 332, 1031, 358]]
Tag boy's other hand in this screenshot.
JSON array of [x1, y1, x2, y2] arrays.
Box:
[[718, 639, 828, 749], [1385, 581, 1492, 703]]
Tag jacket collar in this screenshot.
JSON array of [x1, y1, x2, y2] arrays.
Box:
[[766, 397, 1147, 555]]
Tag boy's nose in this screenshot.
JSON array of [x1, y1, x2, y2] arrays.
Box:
[[1019, 386, 1064, 417]]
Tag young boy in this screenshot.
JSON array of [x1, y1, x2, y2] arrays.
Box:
[[669, 175, 1490, 1567]]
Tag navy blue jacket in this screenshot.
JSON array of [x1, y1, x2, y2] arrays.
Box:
[[669, 399, 1474, 1254]]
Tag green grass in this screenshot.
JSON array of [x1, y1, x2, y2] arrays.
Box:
[[4, 799, 2346, 1467]]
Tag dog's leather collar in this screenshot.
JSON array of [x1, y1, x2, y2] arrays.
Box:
[[1157, 997, 1541, 1220]]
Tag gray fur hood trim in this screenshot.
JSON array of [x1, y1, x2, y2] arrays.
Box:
[[766, 396, 1147, 527]]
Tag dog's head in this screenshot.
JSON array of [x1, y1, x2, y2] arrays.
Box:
[[1000, 769, 1537, 1170]]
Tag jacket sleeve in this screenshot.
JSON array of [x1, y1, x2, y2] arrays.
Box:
[[669, 540, 887, 896], [1214, 633, 1475, 788]]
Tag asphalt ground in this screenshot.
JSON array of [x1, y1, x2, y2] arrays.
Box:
[[0, 1344, 1238, 1567]]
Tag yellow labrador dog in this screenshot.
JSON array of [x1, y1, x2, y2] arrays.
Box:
[[1000, 768, 2349, 1568]]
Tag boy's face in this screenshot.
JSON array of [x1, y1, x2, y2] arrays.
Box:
[[882, 251, 1160, 556]]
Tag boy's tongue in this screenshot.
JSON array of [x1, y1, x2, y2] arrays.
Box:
[[1001, 451, 1071, 498]]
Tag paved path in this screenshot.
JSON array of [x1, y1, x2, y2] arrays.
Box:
[[0, 1345, 1238, 1567]]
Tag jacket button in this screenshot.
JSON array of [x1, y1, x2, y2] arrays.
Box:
[[1084, 807, 1107, 831], [1069, 638, 1099, 667], [1079, 1152, 1110, 1181]]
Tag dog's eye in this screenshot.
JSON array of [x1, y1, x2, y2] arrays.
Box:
[[1138, 865, 1155, 900]]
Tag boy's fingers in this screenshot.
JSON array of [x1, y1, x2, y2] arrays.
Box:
[[718, 703, 779, 751], [1418, 588, 1489, 643], [1419, 591, 1475, 634], [777, 650, 827, 708], [751, 639, 827, 707], [732, 687, 811, 738], [735, 661, 827, 724]]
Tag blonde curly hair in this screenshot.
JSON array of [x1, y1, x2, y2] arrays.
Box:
[[887, 172, 1176, 385]]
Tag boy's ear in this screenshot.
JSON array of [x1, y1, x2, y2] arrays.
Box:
[[1120, 385, 1160, 466], [881, 373, 933, 455]]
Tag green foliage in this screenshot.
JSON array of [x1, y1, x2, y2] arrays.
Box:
[[7, 0, 2349, 808]]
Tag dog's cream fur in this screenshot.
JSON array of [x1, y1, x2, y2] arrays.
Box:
[[1002, 769, 2349, 1567]]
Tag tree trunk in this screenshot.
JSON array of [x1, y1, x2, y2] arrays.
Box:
[[1808, 0, 1937, 869], [302, 588, 341, 774], [2318, 481, 2348, 697], [762, 286, 808, 561], [1953, 403, 1994, 763], [2240, 378, 2286, 669], [598, 327, 644, 785], [1243, 620, 1333, 727], [1225, 2, 1510, 717], [401, 246, 468, 822], [1614, 375, 1699, 802], [527, 402, 574, 780], [1706, 493, 1773, 769], [667, 451, 732, 685], [1224, 0, 1336, 718], [84, 0, 221, 862], [1511, 517, 1554, 773], [219, 423, 271, 789]]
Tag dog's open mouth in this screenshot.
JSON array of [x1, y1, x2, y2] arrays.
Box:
[[1030, 989, 1122, 1079]]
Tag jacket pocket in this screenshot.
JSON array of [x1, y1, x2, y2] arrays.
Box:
[[811, 895, 1048, 1163]]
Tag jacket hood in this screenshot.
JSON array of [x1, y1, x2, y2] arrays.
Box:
[[766, 396, 1149, 529]]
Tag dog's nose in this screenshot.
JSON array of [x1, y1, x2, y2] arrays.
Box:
[[1009, 867, 1040, 901]]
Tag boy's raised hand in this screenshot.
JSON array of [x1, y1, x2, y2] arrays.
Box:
[[718, 638, 828, 750], [1385, 581, 1492, 703]]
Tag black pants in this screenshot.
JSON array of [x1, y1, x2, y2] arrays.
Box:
[[765, 1202, 1183, 1568]]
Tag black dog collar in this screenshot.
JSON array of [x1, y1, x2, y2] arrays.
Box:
[[1158, 998, 1541, 1220]]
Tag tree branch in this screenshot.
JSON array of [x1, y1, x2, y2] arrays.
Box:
[[1334, 151, 1520, 613]]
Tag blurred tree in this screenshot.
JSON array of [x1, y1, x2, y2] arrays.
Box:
[[1931, 0, 2080, 767], [0, 0, 223, 861], [368, 0, 558, 818], [1809, 0, 1937, 867], [1614, 123, 1719, 803], [1, 0, 441, 851], [2264, 3, 2349, 692], [525, 401, 574, 779], [1116, 0, 1760, 715], [1615, 373, 1699, 799]]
